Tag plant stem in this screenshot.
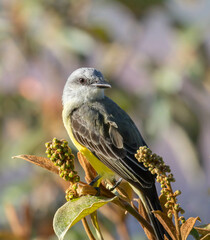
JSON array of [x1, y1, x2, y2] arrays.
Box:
[[113, 198, 156, 239], [167, 184, 181, 240], [82, 217, 96, 240]]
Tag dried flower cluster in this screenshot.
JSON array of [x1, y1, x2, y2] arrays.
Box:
[[45, 138, 80, 201], [135, 146, 185, 224]]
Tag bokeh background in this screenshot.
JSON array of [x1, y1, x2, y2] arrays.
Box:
[[0, 0, 210, 239]]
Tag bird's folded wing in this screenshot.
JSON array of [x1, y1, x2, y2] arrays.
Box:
[[70, 104, 155, 189]]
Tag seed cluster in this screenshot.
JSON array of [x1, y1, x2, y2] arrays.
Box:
[[45, 138, 80, 201], [135, 146, 185, 223]]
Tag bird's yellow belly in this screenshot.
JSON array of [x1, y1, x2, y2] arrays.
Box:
[[62, 110, 114, 179]]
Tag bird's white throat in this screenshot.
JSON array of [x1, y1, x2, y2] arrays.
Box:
[[62, 85, 105, 114]]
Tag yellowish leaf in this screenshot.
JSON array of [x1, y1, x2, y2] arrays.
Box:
[[137, 199, 156, 240], [12, 155, 59, 174], [77, 152, 97, 183], [180, 217, 201, 240], [159, 194, 169, 214], [153, 210, 177, 240], [164, 235, 169, 240]]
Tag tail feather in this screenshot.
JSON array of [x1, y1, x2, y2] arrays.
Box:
[[131, 184, 172, 240], [145, 194, 170, 240]]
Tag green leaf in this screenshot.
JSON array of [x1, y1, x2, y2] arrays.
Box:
[[190, 228, 200, 240], [53, 195, 117, 240]]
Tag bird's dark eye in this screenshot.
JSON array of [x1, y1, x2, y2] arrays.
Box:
[[79, 78, 87, 84]]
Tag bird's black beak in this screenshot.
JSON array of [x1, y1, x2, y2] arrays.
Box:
[[91, 79, 111, 89]]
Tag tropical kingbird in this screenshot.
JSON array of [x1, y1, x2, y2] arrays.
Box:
[[62, 68, 169, 240]]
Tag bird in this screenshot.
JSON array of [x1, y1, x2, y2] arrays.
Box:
[[62, 67, 169, 240]]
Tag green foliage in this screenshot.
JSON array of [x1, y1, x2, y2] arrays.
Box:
[[53, 195, 117, 240], [190, 228, 200, 240]]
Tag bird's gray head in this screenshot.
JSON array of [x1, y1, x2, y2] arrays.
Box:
[[62, 68, 111, 109]]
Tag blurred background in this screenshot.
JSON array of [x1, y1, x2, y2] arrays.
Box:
[[0, 0, 210, 239]]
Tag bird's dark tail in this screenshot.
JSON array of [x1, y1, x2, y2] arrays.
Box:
[[131, 185, 172, 240], [145, 194, 168, 240]]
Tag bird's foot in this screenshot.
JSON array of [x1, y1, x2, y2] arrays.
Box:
[[110, 178, 122, 191], [94, 187, 100, 196], [89, 175, 101, 186]]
